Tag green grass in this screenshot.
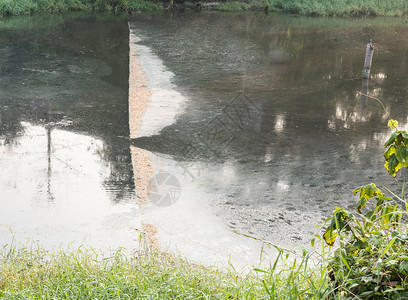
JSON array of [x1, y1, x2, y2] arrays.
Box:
[[184, 0, 408, 15], [180, 0, 408, 15], [269, 0, 408, 16], [0, 241, 333, 299], [2, 0, 408, 16], [0, 0, 161, 16], [216, 0, 265, 12]]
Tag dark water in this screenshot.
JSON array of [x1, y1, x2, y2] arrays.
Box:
[[129, 12, 408, 244], [1, 12, 408, 251]]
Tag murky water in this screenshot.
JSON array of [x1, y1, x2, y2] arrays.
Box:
[[1, 12, 408, 261], [129, 12, 408, 248]]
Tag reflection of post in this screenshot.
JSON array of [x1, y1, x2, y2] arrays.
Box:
[[130, 146, 153, 206], [362, 39, 374, 79], [46, 111, 54, 203], [128, 28, 153, 206], [47, 125, 51, 174], [360, 79, 369, 110]]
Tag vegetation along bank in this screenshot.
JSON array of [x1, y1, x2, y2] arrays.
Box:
[[1, 0, 408, 16]]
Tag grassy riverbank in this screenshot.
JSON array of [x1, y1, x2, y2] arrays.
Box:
[[3, 178, 407, 299], [269, 0, 408, 16], [2, 0, 408, 16], [0, 243, 331, 299], [198, 0, 408, 16], [0, 0, 161, 16]]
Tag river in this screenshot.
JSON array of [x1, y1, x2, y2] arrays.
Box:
[[1, 11, 408, 266]]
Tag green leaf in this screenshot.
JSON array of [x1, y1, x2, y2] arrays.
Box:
[[336, 210, 352, 230], [361, 276, 374, 283], [384, 153, 402, 177], [339, 251, 351, 271], [253, 268, 268, 273], [356, 197, 368, 214], [396, 131, 404, 144], [322, 209, 352, 246], [353, 184, 384, 213], [360, 291, 375, 297], [352, 186, 362, 196], [350, 225, 366, 241], [323, 226, 337, 246], [401, 130, 408, 140], [380, 206, 392, 229], [384, 132, 400, 147], [395, 233, 408, 242], [384, 145, 396, 160], [360, 184, 382, 199], [376, 197, 384, 207], [395, 146, 408, 168], [380, 237, 397, 258], [399, 260, 408, 272], [361, 184, 377, 199], [348, 283, 360, 290], [365, 210, 374, 220], [390, 209, 402, 228]]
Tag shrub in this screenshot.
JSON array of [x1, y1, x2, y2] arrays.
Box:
[[323, 120, 408, 298]]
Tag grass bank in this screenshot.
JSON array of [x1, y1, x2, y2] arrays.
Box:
[[2, 0, 408, 16], [0, 242, 331, 299], [269, 0, 408, 16], [0, 0, 161, 16], [193, 0, 408, 16]]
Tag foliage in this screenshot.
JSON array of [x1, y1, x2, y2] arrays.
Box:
[[217, 2, 252, 12], [0, 0, 161, 16], [0, 242, 333, 299], [384, 119, 408, 178], [322, 118, 408, 298], [2, 0, 408, 15], [270, 0, 408, 16], [217, 0, 266, 12], [90, 0, 161, 12], [323, 185, 408, 297]]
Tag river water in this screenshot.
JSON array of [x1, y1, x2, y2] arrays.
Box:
[[1, 12, 408, 265], [0, 14, 141, 251]]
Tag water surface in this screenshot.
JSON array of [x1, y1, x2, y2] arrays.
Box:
[[1, 12, 408, 258], [129, 12, 408, 247], [0, 14, 139, 250]]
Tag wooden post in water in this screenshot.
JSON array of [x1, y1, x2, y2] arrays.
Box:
[[363, 39, 374, 79]]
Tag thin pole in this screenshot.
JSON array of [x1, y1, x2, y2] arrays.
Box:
[[363, 39, 374, 79]]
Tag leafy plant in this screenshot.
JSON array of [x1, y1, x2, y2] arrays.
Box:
[[323, 184, 408, 298], [384, 119, 408, 177], [322, 119, 408, 298]]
